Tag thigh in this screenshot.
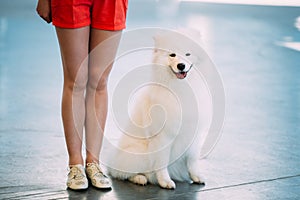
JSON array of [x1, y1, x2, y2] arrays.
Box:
[[88, 29, 122, 89], [56, 26, 90, 89]]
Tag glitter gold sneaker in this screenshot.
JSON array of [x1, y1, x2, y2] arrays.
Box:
[[67, 164, 88, 190], [86, 162, 112, 189]]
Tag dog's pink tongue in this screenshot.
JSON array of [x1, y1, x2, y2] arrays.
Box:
[[176, 72, 186, 79]]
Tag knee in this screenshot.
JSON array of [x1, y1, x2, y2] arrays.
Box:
[[64, 73, 88, 93], [88, 75, 108, 92]]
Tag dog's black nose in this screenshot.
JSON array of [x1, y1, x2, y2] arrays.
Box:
[[177, 63, 185, 71]]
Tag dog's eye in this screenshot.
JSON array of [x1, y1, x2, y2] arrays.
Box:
[[169, 53, 176, 57], [185, 53, 191, 56]]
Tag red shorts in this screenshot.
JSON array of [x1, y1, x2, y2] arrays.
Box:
[[51, 0, 128, 30]]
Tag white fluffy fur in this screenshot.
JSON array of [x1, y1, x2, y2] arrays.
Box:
[[107, 38, 205, 189]]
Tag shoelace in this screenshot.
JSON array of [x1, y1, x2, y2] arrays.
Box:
[[68, 166, 84, 179], [88, 163, 107, 178]]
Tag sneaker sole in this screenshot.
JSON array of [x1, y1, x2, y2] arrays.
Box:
[[67, 186, 88, 191]]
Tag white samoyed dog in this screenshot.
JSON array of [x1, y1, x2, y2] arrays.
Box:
[[107, 34, 205, 189]]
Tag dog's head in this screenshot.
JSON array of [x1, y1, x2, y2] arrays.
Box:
[[153, 34, 195, 80], [167, 52, 193, 79], [153, 49, 193, 80]]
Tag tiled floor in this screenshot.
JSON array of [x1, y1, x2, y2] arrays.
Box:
[[0, 1, 300, 199]]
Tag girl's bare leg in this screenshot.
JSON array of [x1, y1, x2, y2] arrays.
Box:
[[85, 29, 122, 164], [56, 26, 90, 165]]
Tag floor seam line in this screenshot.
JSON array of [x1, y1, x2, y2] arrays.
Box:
[[198, 173, 300, 193]]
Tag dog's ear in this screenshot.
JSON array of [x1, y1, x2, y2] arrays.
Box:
[[153, 34, 176, 53], [153, 35, 170, 53], [153, 36, 158, 52], [153, 35, 163, 47], [153, 35, 157, 42]]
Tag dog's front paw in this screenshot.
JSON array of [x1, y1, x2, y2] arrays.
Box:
[[158, 179, 176, 189], [190, 174, 205, 185], [128, 174, 148, 186]]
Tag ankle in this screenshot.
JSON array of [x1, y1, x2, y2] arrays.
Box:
[[86, 152, 99, 164], [86, 159, 99, 165], [86, 157, 99, 165], [69, 156, 84, 166]]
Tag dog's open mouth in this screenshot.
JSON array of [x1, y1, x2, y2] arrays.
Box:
[[169, 64, 193, 79], [175, 71, 187, 79]]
